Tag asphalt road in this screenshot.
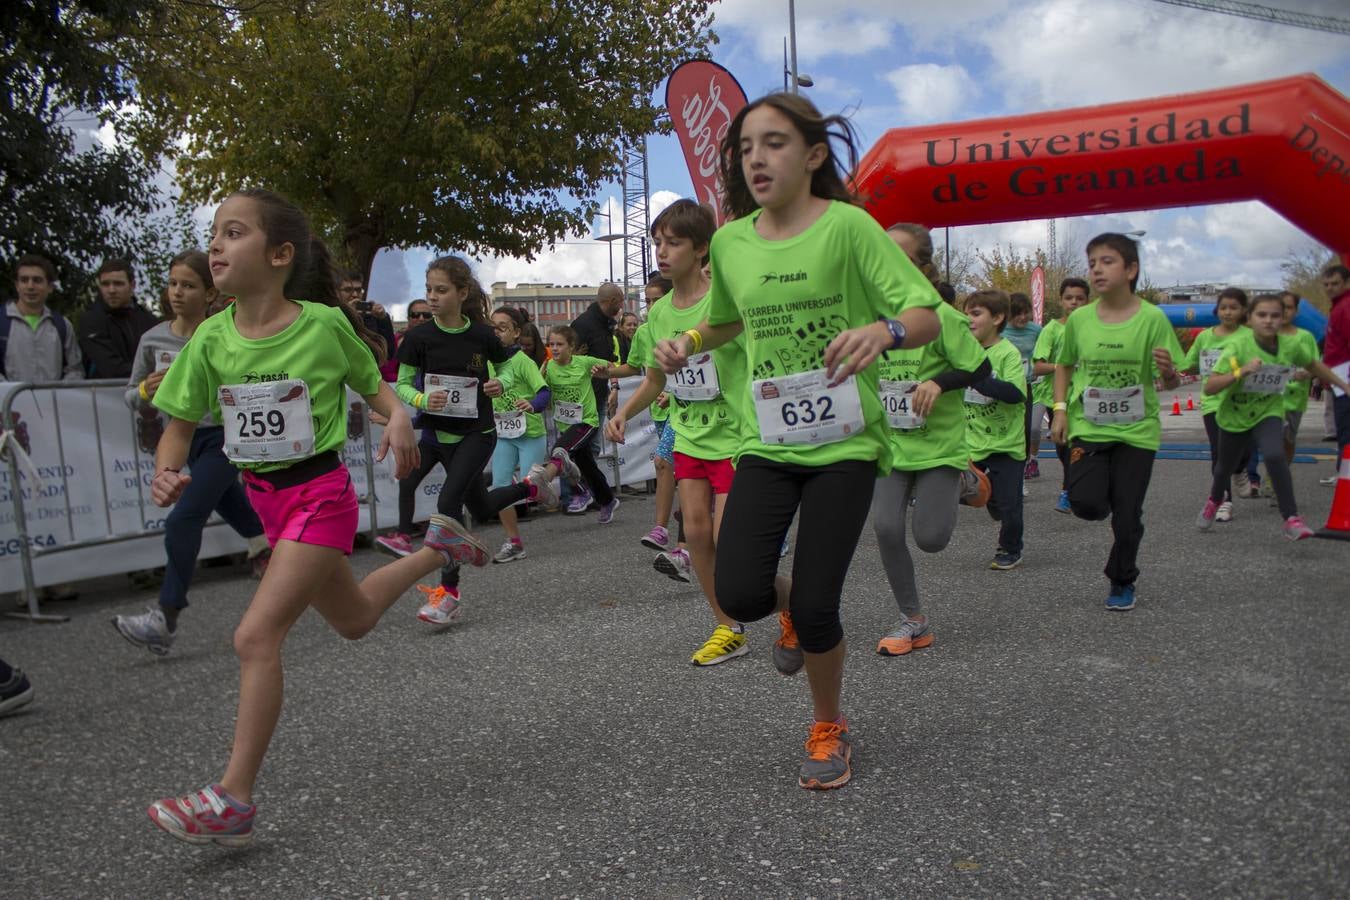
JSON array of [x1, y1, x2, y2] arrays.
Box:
[[2, 411, 1347, 898]]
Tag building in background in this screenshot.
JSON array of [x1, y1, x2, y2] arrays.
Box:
[[489, 282, 640, 325]]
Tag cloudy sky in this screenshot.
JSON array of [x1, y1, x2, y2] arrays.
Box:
[[116, 0, 1350, 314]]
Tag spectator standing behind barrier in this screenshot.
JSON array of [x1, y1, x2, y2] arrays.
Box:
[[383, 299, 431, 381], [1322, 264, 1350, 474], [111, 250, 272, 657], [339, 270, 397, 373], [79, 258, 160, 379], [2, 254, 84, 381]]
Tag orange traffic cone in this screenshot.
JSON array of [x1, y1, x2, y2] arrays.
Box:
[[1316, 445, 1350, 541], [1169, 398, 1182, 416], [1186, 394, 1195, 411]]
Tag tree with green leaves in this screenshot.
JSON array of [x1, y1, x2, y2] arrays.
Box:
[[1, 0, 194, 312], [124, 0, 716, 283], [1281, 243, 1338, 313], [974, 242, 1087, 320]]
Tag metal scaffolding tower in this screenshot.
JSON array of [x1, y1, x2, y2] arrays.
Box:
[[619, 139, 651, 309]]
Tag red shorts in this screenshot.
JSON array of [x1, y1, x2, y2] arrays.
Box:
[[242, 462, 359, 554], [673, 452, 736, 495]]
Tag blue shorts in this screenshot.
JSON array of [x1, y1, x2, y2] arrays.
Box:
[[655, 419, 676, 465]]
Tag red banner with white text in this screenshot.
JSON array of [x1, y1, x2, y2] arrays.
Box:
[[665, 60, 749, 226]]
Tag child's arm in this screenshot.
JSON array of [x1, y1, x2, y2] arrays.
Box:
[[363, 381, 419, 478], [151, 417, 197, 507], [1050, 364, 1075, 445], [1305, 359, 1350, 396], [1203, 357, 1259, 395], [605, 368, 667, 444], [1153, 348, 1181, 391], [653, 321, 745, 373]]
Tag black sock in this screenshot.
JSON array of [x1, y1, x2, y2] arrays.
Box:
[[161, 605, 180, 632]]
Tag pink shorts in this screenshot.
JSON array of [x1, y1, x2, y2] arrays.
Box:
[[673, 452, 736, 495], [242, 463, 359, 554]]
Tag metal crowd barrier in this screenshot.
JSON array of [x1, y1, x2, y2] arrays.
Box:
[[0, 377, 652, 623], [0, 380, 384, 624]]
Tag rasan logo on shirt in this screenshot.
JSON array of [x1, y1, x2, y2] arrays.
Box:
[[241, 371, 291, 384], [759, 271, 808, 286]]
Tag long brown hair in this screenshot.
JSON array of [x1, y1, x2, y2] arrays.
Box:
[[427, 255, 488, 325], [719, 92, 861, 222], [228, 188, 387, 362], [886, 223, 940, 287]]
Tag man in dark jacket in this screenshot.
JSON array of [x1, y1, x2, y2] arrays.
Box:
[[571, 282, 625, 409], [79, 258, 159, 379]]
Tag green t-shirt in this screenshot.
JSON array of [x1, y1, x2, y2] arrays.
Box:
[[1030, 318, 1065, 408], [627, 322, 668, 423], [1056, 300, 1184, 451], [1181, 325, 1245, 415], [490, 351, 547, 439], [22, 314, 42, 332], [635, 289, 747, 461], [876, 302, 985, 472], [543, 354, 608, 428], [964, 337, 1027, 462], [1282, 328, 1319, 415], [1212, 328, 1318, 433], [154, 300, 383, 472], [705, 201, 939, 472]]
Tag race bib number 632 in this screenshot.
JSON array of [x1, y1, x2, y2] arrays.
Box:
[[753, 369, 864, 446]]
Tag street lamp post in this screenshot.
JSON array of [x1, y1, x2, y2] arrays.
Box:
[[597, 208, 619, 283], [783, 3, 813, 93]]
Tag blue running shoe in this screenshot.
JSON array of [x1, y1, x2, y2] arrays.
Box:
[[1106, 584, 1136, 611], [1055, 490, 1072, 514]]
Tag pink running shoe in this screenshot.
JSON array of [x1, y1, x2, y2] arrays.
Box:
[[147, 784, 255, 847], [1282, 516, 1314, 541], [374, 532, 414, 557], [423, 515, 489, 567], [1196, 498, 1218, 531]]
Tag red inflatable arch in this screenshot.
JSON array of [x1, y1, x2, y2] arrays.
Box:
[[855, 74, 1350, 260]]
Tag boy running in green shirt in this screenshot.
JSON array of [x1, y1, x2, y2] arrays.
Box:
[[963, 290, 1028, 570], [1051, 233, 1184, 612]]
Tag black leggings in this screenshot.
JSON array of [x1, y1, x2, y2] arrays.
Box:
[[555, 423, 614, 505], [1066, 440, 1156, 589], [414, 431, 531, 589], [714, 455, 875, 654], [1208, 417, 1297, 518], [1202, 412, 1249, 500]]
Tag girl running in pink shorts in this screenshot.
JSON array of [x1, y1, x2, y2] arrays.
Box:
[[144, 189, 486, 847]]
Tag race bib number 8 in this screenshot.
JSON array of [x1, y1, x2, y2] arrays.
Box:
[[1243, 365, 1292, 395], [754, 370, 864, 446], [669, 352, 721, 401], [879, 379, 924, 430], [425, 374, 479, 418], [219, 379, 315, 463], [1082, 384, 1144, 425]]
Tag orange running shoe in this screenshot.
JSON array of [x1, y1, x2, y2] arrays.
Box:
[[799, 719, 852, 790], [876, 617, 934, 656], [772, 611, 803, 675]]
